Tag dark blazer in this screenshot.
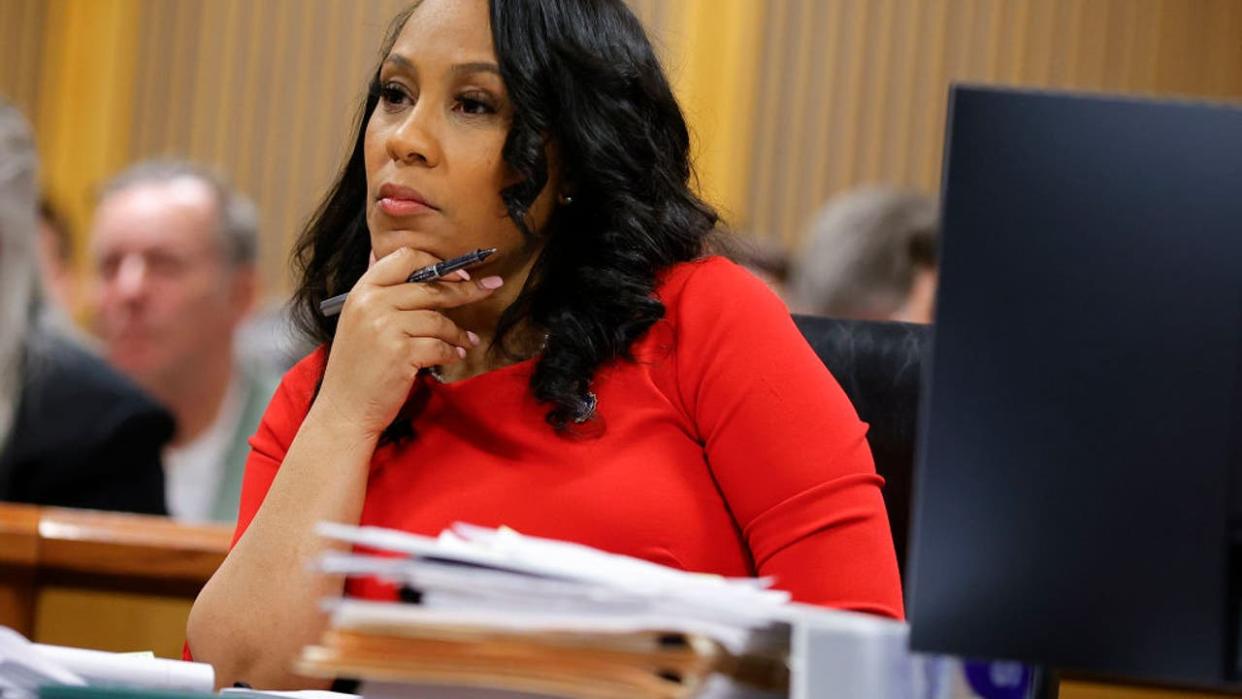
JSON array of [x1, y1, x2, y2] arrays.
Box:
[[0, 326, 171, 514]]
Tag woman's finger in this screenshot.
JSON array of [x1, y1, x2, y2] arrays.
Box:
[[394, 310, 480, 349], [385, 274, 505, 311], [407, 336, 467, 368], [362, 247, 441, 287]]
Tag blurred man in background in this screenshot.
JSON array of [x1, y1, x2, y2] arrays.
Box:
[[0, 99, 170, 514], [790, 187, 939, 324], [89, 161, 276, 523]]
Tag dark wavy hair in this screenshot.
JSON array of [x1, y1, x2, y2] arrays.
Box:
[[291, 0, 719, 431]]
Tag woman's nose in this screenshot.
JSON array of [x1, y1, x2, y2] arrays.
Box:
[[387, 102, 441, 167]]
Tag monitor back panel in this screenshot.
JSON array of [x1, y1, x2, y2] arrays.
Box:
[[908, 86, 1242, 688]]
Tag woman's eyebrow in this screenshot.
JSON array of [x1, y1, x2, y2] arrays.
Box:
[[383, 54, 415, 73], [450, 62, 501, 79], [382, 55, 499, 81]]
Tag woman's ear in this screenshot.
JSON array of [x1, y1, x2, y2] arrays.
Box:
[[516, 139, 567, 234]]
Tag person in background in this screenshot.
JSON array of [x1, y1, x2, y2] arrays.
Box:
[[234, 298, 319, 375], [88, 161, 277, 523], [34, 197, 99, 347], [790, 187, 939, 324], [0, 99, 170, 514], [36, 198, 79, 320], [731, 235, 792, 305]]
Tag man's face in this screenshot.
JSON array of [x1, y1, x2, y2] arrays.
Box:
[[90, 178, 247, 388]]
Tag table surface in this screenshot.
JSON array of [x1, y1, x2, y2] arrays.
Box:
[[0, 504, 1234, 696]]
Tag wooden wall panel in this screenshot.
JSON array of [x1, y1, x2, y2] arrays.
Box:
[[122, 0, 408, 293], [743, 0, 1242, 249], [26, 0, 140, 264], [4, 0, 1242, 297], [0, 0, 47, 126]]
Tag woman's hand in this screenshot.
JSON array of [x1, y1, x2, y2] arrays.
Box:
[[314, 247, 502, 437]]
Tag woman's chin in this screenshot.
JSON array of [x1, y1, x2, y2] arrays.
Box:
[[370, 231, 446, 260]]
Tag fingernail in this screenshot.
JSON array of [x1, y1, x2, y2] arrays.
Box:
[[478, 276, 504, 290], [466, 331, 480, 346], [455, 269, 471, 281], [456, 346, 467, 359]]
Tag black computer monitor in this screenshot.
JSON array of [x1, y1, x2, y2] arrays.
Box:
[[907, 85, 1242, 691]]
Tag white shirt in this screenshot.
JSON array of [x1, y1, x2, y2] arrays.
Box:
[[163, 373, 245, 523]]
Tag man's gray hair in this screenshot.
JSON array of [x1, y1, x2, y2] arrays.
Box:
[[0, 98, 39, 450], [99, 160, 258, 267], [791, 187, 938, 318]]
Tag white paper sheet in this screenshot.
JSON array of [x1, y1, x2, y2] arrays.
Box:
[[32, 643, 214, 693]]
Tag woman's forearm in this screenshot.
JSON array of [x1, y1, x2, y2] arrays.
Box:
[[186, 401, 377, 689], [188, 249, 495, 688]]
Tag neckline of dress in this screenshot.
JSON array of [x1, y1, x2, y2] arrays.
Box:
[[423, 353, 539, 388]]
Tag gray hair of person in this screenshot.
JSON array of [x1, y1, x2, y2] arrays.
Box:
[[98, 160, 258, 267], [0, 99, 40, 450], [790, 187, 938, 318]]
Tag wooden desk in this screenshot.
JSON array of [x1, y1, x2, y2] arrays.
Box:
[[0, 503, 1232, 697], [1059, 680, 1236, 699], [0, 503, 230, 658]]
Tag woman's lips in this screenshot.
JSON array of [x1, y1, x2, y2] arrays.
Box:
[[378, 197, 435, 217], [377, 183, 437, 217]]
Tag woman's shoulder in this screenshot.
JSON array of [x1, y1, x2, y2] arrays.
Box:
[[286, 344, 328, 383], [247, 345, 328, 458], [656, 255, 786, 319], [267, 344, 328, 415]]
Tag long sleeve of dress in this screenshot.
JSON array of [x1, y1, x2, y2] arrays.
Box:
[[668, 259, 904, 618]]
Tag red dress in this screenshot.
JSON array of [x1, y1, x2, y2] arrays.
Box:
[[233, 256, 904, 618]]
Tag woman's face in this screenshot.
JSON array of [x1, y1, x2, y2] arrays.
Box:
[[364, 0, 558, 279]]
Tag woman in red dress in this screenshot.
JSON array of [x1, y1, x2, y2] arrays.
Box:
[[188, 0, 903, 688]]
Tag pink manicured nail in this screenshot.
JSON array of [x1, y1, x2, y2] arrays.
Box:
[[466, 331, 480, 346], [456, 346, 467, 359], [455, 269, 471, 281], [479, 276, 504, 290]]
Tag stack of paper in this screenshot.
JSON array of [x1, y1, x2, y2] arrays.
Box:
[[297, 523, 794, 699], [0, 628, 84, 699], [0, 627, 215, 699]]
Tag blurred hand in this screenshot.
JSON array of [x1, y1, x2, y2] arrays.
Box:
[[314, 247, 501, 437]]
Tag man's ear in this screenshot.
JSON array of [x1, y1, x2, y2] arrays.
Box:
[[229, 263, 258, 319]]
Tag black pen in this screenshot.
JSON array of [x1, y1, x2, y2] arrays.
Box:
[[318, 247, 497, 317]]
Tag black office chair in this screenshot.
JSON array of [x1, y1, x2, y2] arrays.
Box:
[[792, 315, 930, 580], [794, 316, 1060, 698]]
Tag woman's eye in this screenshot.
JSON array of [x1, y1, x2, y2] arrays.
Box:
[[379, 83, 411, 108], [455, 94, 495, 116]]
